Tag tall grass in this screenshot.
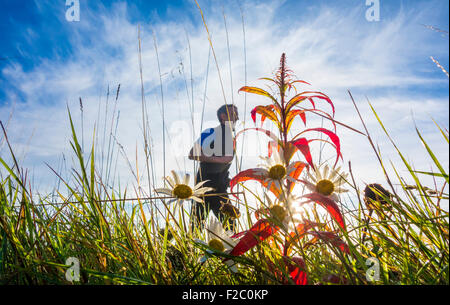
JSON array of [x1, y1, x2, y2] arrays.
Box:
[[0, 85, 447, 285], [0, 5, 448, 284]]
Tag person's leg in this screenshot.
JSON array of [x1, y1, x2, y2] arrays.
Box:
[[209, 194, 237, 232], [191, 171, 214, 231]]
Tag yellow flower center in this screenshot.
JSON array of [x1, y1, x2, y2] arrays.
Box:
[[316, 179, 335, 196], [172, 184, 193, 199], [270, 205, 287, 221], [208, 238, 225, 252], [268, 164, 286, 180]]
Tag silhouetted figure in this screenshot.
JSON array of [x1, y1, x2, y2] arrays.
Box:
[[188, 104, 240, 232]]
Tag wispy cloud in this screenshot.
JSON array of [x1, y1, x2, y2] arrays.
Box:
[[0, 0, 448, 198]]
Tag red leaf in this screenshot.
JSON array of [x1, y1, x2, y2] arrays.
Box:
[[296, 91, 330, 96], [266, 256, 308, 285], [302, 193, 346, 231], [250, 108, 257, 123], [294, 128, 341, 167], [286, 161, 307, 192], [258, 77, 278, 85], [308, 97, 316, 109], [295, 108, 337, 132], [231, 231, 247, 239], [308, 231, 350, 254], [235, 127, 281, 145], [286, 91, 333, 114], [306, 95, 335, 116], [238, 86, 281, 109], [268, 141, 297, 164], [307, 138, 343, 162], [291, 80, 311, 86], [230, 168, 281, 198], [251, 105, 280, 127], [285, 109, 307, 133], [229, 219, 279, 256], [283, 220, 322, 255], [283, 256, 308, 285], [285, 95, 308, 113], [267, 141, 277, 158], [288, 161, 307, 181], [290, 138, 314, 169], [238, 86, 275, 100]]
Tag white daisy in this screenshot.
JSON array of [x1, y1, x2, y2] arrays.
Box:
[[257, 147, 302, 192], [259, 192, 305, 233], [155, 170, 214, 205], [195, 213, 241, 272], [302, 164, 349, 201]]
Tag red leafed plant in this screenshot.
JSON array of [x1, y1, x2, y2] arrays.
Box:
[[228, 53, 349, 285]]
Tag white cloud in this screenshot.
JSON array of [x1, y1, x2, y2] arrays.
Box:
[[0, 0, 448, 205]]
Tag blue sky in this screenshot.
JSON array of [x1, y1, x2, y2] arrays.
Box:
[[1, 0, 448, 101], [0, 0, 448, 209]]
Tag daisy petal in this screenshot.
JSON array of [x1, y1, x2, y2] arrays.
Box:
[[329, 168, 339, 180], [323, 165, 329, 180], [195, 187, 216, 194], [286, 176, 297, 183], [335, 187, 349, 193], [307, 170, 317, 183], [155, 188, 173, 196], [300, 179, 316, 192], [183, 173, 190, 185], [191, 196, 204, 203], [172, 170, 180, 184], [165, 176, 175, 188], [167, 199, 178, 205], [193, 180, 210, 190], [315, 166, 322, 180]]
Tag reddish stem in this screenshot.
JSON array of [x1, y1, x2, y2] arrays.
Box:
[[279, 53, 292, 195]]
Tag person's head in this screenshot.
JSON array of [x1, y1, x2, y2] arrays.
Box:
[[217, 104, 239, 125]]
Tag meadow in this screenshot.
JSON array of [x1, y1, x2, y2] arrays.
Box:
[[0, 49, 448, 285], [0, 1, 448, 286]]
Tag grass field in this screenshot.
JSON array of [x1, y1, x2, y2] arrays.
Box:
[[0, 50, 448, 285]]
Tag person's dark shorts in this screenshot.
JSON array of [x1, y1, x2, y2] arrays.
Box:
[[192, 170, 236, 231]]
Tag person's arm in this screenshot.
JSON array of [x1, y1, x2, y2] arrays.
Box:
[[188, 146, 233, 164]]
